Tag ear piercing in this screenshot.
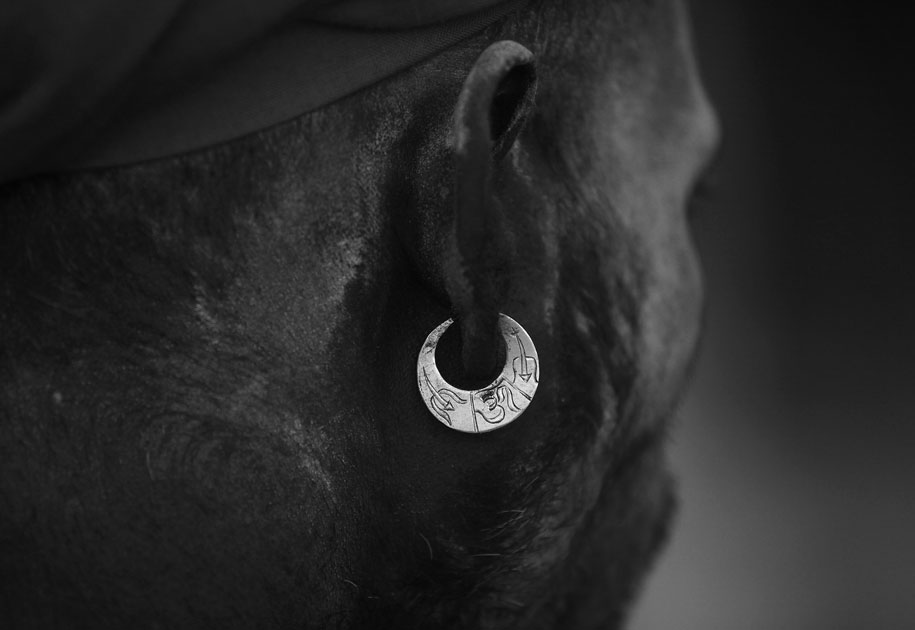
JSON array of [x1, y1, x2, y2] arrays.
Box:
[[416, 314, 539, 433]]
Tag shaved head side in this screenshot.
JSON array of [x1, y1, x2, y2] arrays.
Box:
[[0, 0, 715, 628]]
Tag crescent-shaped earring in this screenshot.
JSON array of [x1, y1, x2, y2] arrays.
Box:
[[416, 314, 539, 433]]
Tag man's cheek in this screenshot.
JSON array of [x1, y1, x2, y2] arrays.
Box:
[[631, 232, 702, 437]]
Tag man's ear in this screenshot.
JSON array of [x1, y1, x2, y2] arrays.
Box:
[[446, 40, 538, 382], [395, 40, 537, 384], [455, 40, 538, 162]]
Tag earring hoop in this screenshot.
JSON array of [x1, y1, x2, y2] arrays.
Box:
[[416, 314, 539, 433]]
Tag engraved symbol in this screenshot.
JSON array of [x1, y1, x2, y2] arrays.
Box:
[[422, 367, 466, 426], [511, 328, 538, 384], [473, 380, 523, 426]]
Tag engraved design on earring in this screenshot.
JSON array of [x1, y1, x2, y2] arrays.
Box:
[[416, 314, 539, 433]]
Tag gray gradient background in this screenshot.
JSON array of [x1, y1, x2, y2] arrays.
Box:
[[631, 2, 915, 628]]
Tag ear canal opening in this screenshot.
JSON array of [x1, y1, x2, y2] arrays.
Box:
[[489, 63, 536, 160]]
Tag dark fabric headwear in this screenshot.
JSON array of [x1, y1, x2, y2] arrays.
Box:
[[0, 0, 523, 184]]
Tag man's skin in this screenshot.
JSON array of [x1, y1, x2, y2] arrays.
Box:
[[0, 0, 718, 627]]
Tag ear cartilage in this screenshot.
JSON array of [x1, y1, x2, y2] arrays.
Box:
[[417, 314, 539, 433]]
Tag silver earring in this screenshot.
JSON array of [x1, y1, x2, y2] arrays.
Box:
[[416, 314, 539, 433]]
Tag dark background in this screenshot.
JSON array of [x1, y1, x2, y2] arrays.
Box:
[[632, 2, 915, 628]]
